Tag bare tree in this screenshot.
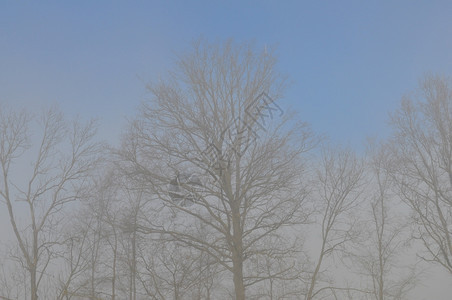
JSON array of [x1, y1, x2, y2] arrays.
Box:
[[56, 218, 92, 300], [120, 188, 145, 300], [98, 174, 122, 300], [388, 75, 452, 275], [305, 146, 365, 300], [345, 145, 417, 300], [117, 40, 316, 300], [62, 169, 127, 300], [0, 107, 102, 300], [138, 236, 222, 300], [0, 253, 29, 300]]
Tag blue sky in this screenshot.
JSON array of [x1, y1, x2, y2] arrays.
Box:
[[1, 1, 452, 148]]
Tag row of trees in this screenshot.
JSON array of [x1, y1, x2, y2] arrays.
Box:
[[1, 41, 451, 299]]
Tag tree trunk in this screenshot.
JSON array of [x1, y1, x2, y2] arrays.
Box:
[[306, 240, 326, 300], [31, 230, 38, 300], [232, 253, 245, 300], [30, 267, 38, 300], [231, 206, 245, 300], [130, 227, 137, 300], [112, 237, 117, 300]]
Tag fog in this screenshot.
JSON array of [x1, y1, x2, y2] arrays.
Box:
[[2, 2, 452, 300]]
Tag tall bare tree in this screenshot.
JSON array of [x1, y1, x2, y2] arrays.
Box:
[[0, 107, 102, 300], [305, 147, 365, 300], [388, 75, 452, 275], [345, 145, 417, 300], [118, 40, 316, 299], [61, 169, 128, 300]]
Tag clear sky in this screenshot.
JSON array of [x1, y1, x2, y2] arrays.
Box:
[[2, 1, 452, 148], [1, 2, 452, 298]]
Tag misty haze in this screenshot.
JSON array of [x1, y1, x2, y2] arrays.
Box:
[[1, 2, 452, 300]]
